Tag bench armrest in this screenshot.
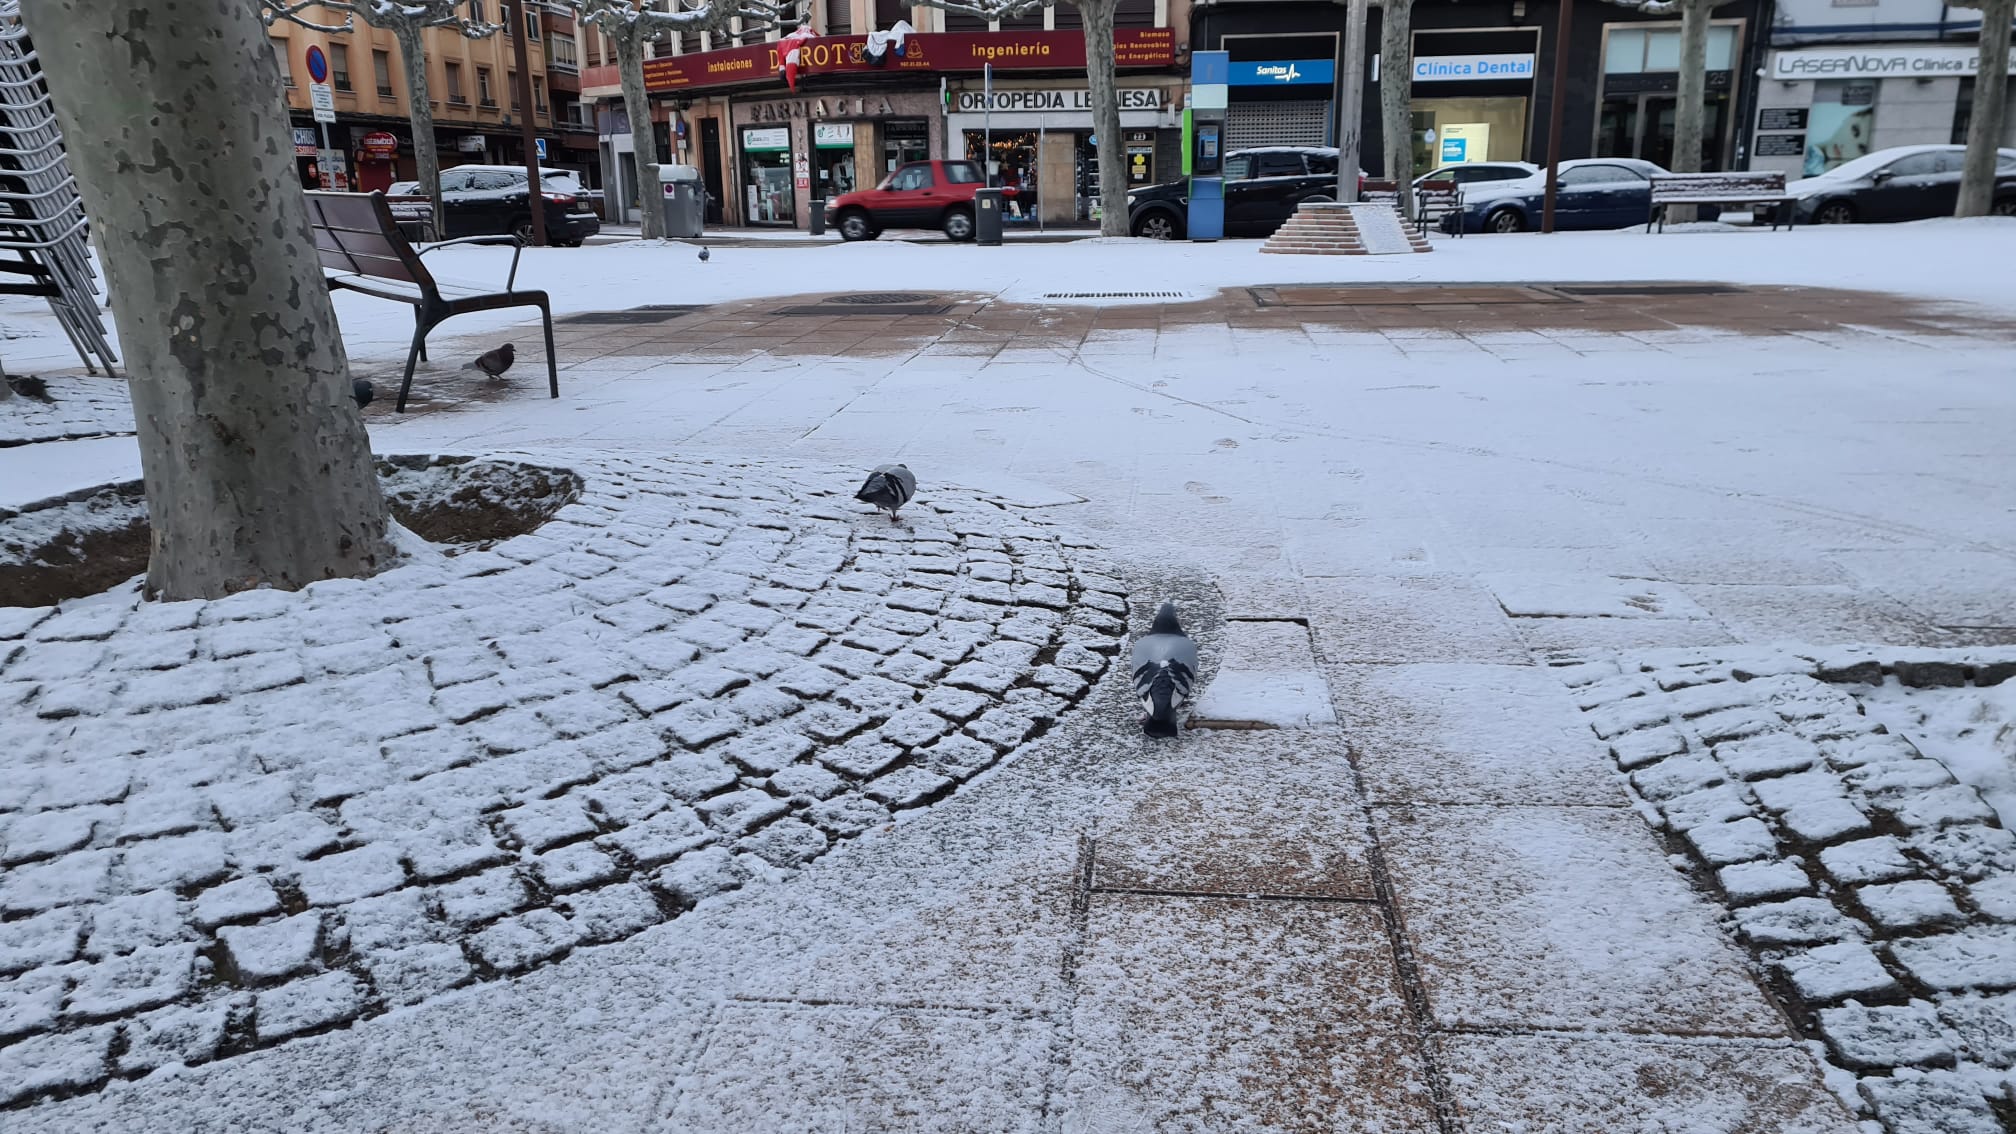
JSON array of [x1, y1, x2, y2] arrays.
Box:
[[418, 234, 526, 289]]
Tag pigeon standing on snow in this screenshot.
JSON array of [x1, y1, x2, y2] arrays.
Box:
[[352, 378, 374, 409], [1131, 602, 1199, 739], [463, 343, 515, 379], [854, 463, 915, 522], [698, 246, 710, 263]]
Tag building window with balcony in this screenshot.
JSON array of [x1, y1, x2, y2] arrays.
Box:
[[373, 50, 394, 97], [550, 33, 577, 70], [468, 0, 485, 20], [446, 60, 467, 104], [533, 77, 547, 115], [330, 44, 352, 92], [478, 66, 495, 107]]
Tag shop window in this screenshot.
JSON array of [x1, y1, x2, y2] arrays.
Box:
[[445, 61, 466, 105], [1805, 79, 1875, 174], [1603, 23, 1737, 73], [1115, 0, 1156, 29], [825, 0, 852, 34], [331, 44, 352, 92], [373, 50, 394, 97]]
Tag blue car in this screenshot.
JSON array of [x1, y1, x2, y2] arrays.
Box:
[[1440, 157, 1670, 234]]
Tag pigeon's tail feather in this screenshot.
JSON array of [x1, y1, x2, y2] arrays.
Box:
[[1134, 661, 1193, 739], [1149, 602, 1183, 636]]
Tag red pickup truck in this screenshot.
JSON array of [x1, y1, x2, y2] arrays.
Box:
[[824, 159, 1013, 242]]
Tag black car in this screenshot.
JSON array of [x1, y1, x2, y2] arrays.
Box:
[[1127, 147, 1359, 239], [436, 164, 601, 246], [1778, 144, 2016, 224]]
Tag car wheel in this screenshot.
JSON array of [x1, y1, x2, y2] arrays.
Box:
[[511, 217, 535, 244], [838, 210, 875, 241], [1132, 211, 1180, 240], [1991, 197, 2016, 217], [1486, 207, 1526, 234], [942, 208, 975, 242], [1814, 200, 1857, 225]]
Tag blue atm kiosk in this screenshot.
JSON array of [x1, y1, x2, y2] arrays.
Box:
[[1186, 51, 1228, 242]]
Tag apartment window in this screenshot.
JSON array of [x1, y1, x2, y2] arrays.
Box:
[[477, 66, 495, 106], [272, 38, 295, 86], [873, 0, 906, 30], [468, 0, 485, 20], [824, 0, 851, 34], [550, 33, 578, 70], [373, 50, 394, 97], [1115, 0, 1155, 29], [680, 29, 702, 54], [533, 77, 547, 114], [509, 71, 520, 111], [526, 9, 540, 38], [445, 60, 466, 104], [330, 44, 352, 92]]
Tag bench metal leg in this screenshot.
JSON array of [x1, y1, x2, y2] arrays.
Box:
[[538, 299, 558, 400], [395, 324, 427, 414]]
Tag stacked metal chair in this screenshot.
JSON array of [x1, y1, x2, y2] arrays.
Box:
[[0, 0, 116, 376]]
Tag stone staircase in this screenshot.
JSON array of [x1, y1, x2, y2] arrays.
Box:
[[1260, 201, 1433, 256]]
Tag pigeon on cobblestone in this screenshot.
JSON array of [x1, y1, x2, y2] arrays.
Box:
[[698, 245, 711, 263], [1131, 602, 1198, 739], [352, 378, 374, 409], [855, 463, 916, 521], [464, 343, 515, 379]]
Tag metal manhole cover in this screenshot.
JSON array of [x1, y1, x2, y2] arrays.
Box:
[[558, 306, 704, 325], [829, 292, 936, 305], [1550, 283, 1746, 296]]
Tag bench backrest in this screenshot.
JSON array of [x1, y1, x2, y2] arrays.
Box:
[[1360, 178, 1402, 205], [1649, 171, 1785, 199], [303, 191, 434, 291]]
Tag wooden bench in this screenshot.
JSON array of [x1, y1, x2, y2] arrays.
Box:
[[1647, 171, 1795, 233], [381, 194, 437, 243], [1413, 179, 1460, 237], [304, 190, 556, 413]]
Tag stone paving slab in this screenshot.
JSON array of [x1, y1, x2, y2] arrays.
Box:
[[1067, 894, 1439, 1133], [1300, 577, 1529, 665], [1439, 1034, 1861, 1133], [1090, 733, 1378, 901], [1375, 804, 1785, 1036], [1330, 663, 1627, 806]]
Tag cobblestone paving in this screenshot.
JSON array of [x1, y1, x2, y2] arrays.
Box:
[[0, 451, 1124, 1107], [0, 378, 131, 447], [1557, 646, 2016, 1134]]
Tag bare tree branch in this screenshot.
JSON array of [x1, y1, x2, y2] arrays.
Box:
[[259, 0, 358, 33]]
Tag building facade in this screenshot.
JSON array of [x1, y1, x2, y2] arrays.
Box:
[[582, 0, 1190, 228], [268, 2, 600, 199], [1191, 0, 1768, 175], [1750, 0, 2015, 177]]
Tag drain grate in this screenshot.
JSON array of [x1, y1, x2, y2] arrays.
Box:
[[558, 305, 705, 325], [1549, 283, 1747, 297], [1042, 291, 1188, 299], [828, 291, 936, 305]]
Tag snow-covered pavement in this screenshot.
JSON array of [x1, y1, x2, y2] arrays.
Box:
[[5, 222, 2016, 1131]]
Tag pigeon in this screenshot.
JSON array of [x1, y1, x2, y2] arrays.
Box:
[[698, 246, 710, 263], [1130, 602, 1199, 739], [5, 374, 48, 398], [463, 343, 515, 379], [854, 463, 915, 522], [352, 378, 374, 409]]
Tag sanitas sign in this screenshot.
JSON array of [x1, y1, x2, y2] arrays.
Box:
[[1772, 46, 2016, 78], [1228, 59, 1335, 86], [954, 88, 1164, 111]]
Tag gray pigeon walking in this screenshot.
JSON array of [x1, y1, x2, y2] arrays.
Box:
[[352, 378, 374, 409], [464, 343, 515, 379], [1131, 602, 1199, 739], [698, 245, 710, 263], [854, 463, 915, 521]]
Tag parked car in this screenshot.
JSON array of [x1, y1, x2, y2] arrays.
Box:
[[388, 180, 420, 197], [1775, 144, 2016, 225], [825, 159, 1001, 241], [1127, 147, 1363, 240], [1412, 161, 1539, 191], [1439, 157, 1670, 234], [434, 164, 601, 246]]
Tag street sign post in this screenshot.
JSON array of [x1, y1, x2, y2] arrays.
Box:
[[305, 44, 336, 188], [309, 82, 335, 124]]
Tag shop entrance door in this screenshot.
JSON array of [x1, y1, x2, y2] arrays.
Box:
[[701, 118, 724, 225], [1599, 94, 1730, 170], [882, 119, 929, 177]]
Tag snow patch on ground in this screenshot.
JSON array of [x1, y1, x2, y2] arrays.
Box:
[[1190, 671, 1336, 728], [1856, 677, 2016, 830]]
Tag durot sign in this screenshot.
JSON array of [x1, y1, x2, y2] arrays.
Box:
[[642, 28, 1174, 93]]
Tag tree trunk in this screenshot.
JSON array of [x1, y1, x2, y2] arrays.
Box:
[[24, 0, 393, 600], [1665, 0, 1713, 222], [1078, 0, 1127, 236], [616, 31, 666, 239], [1380, 0, 1416, 216], [388, 20, 446, 233], [1958, 0, 2013, 216]]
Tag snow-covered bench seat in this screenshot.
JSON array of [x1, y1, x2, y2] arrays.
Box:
[[1647, 172, 1795, 233], [304, 190, 557, 413]]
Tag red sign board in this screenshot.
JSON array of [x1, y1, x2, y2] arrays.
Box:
[[641, 28, 1175, 93], [358, 131, 400, 157]]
